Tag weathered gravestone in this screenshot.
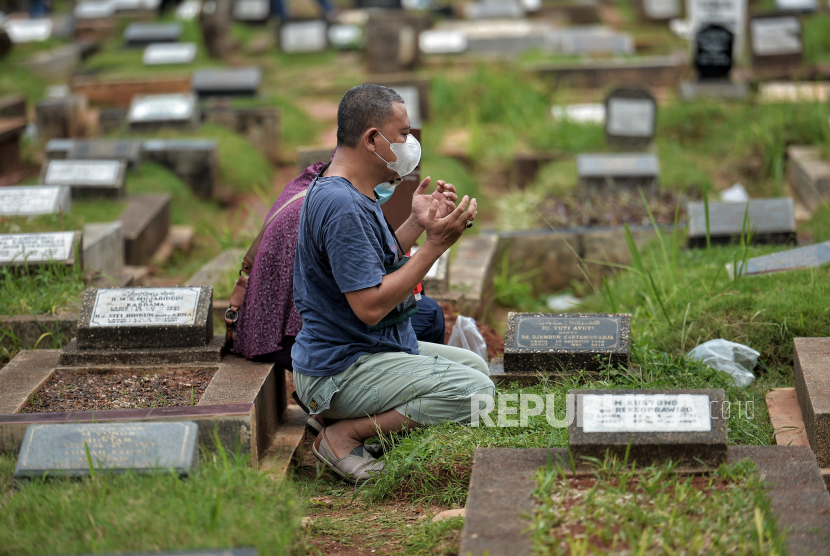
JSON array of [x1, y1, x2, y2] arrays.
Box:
[[64, 139, 142, 169], [365, 12, 430, 74], [569, 389, 728, 469], [234, 0, 270, 23], [550, 28, 635, 56], [119, 194, 171, 266], [75, 1, 116, 19], [604, 86, 656, 150], [141, 139, 218, 199], [788, 145, 830, 206], [577, 153, 660, 191], [143, 43, 197, 65], [750, 15, 802, 70], [200, 101, 279, 162], [502, 312, 631, 375], [0, 231, 82, 269], [328, 24, 363, 50], [14, 422, 199, 482], [191, 68, 261, 98], [687, 197, 797, 248], [637, 0, 681, 21], [83, 221, 124, 280], [59, 286, 221, 366], [278, 20, 328, 54], [794, 337, 830, 468], [35, 95, 87, 141], [124, 22, 182, 48], [687, 0, 747, 59], [466, 0, 524, 19], [45, 138, 74, 161], [727, 240, 830, 278], [0, 185, 71, 217], [128, 93, 199, 132], [40, 159, 127, 198]]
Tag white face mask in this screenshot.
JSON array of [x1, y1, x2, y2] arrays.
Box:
[[375, 131, 421, 181]]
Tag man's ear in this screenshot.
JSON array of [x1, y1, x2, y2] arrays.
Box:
[[362, 127, 379, 153]]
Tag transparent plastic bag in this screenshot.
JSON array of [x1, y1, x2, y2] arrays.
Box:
[[447, 314, 489, 362], [687, 339, 760, 387]]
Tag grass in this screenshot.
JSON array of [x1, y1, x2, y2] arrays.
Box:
[[0, 448, 306, 556], [0, 257, 86, 317], [531, 456, 786, 555], [0, 200, 127, 235]]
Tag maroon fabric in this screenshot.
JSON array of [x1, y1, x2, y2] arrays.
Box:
[[232, 161, 328, 360]]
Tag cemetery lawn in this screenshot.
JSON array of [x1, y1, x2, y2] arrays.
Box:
[[0, 450, 307, 556], [0, 260, 85, 317], [531, 457, 786, 555]]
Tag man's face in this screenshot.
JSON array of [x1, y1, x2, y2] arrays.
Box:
[[374, 101, 411, 182]]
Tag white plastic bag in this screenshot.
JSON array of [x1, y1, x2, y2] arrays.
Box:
[[448, 314, 489, 362], [687, 339, 760, 387]]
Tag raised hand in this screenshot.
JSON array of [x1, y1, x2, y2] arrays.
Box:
[[412, 176, 459, 229]]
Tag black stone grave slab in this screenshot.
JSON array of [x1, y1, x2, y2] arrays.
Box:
[[278, 20, 328, 54], [569, 388, 728, 470], [0, 231, 82, 269], [604, 86, 656, 150], [687, 198, 797, 248], [74, 286, 213, 350], [67, 139, 142, 169], [695, 24, 734, 80], [40, 159, 127, 199], [191, 68, 261, 98], [13, 422, 198, 481], [728, 240, 830, 278], [503, 312, 630, 375], [124, 22, 182, 48], [0, 185, 71, 217], [750, 15, 802, 70]]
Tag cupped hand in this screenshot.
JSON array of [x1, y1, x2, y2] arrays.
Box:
[[412, 177, 458, 229], [423, 194, 478, 253]]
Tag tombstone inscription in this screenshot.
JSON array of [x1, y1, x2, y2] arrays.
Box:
[[687, 198, 797, 248], [503, 312, 631, 374], [0, 231, 82, 268], [279, 20, 328, 53], [14, 422, 199, 482], [604, 87, 657, 150], [568, 388, 728, 469], [750, 16, 802, 69], [143, 42, 197, 65], [41, 159, 126, 198], [128, 93, 198, 131], [0, 185, 71, 217]]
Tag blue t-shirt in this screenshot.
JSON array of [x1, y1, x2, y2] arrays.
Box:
[[292, 175, 419, 377]]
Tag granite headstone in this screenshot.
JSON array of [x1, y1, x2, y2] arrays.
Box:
[[0, 185, 71, 217], [14, 422, 199, 481], [0, 231, 82, 268], [40, 159, 127, 198], [503, 312, 631, 374], [569, 388, 728, 469], [687, 197, 797, 248], [604, 87, 656, 150], [688, 0, 747, 59], [143, 43, 197, 65], [695, 24, 734, 80]]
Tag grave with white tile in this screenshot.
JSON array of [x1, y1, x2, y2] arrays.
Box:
[[0, 231, 82, 269], [191, 68, 261, 98], [750, 15, 802, 71], [0, 185, 71, 217], [687, 198, 797, 248], [604, 86, 656, 150], [279, 20, 329, 53], [128, 93, 199, 132], [124, 22, 182, 47], [40, 159, 127, 198], [143, 42, 197, 65]]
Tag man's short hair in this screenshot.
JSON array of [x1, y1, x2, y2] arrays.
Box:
[[336, 84, 404, 148]]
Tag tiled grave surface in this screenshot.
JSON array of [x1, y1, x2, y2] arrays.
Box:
[[460, 446, 830, 556]]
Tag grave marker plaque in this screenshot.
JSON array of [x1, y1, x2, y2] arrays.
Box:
[[695, 24, 734, 80], [503, 312, 631, 374], [604, 87, 657, 150], [13, 422, 198, 481], [143, 42, 197, 65], [569, 388, 728, 469], [233, 0, 270, 22], [76, 286, 213, 349], [727, 240, 830, 278], [750, 16, 802, 69], [688, 0, 747, 59], [419, 30, 468, 55], [191, 68, 261, 98], [687, 197, 797, 248], [128, 93, 198, 131], [0, 185, 71, 217], [67, 140, 142, 169], [4, 19, 53, 43], [41, 159, 126, 198], [279, 20, 328, 53], [577, 153, 660, 191], [0, 231, 81, 268], [124, 22, 182, 47]]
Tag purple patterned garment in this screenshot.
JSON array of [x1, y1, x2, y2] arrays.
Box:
[[232, 161, 328, 360]]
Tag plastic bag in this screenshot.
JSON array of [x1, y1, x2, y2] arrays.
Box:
[[448, 314, 489, 362], [687, 339, 760, 387]]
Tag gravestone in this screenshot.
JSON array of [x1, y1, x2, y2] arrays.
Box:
[[83, 221, 124, 280], [794, 337, 830, 467], [328, 24, 363, 50], [4, 19, 52, 43], [141, 139, 218, 199], [551, 103, 605, 124], [750, 16, 802, 70], [365, 12, 430, 74], [466, 0, 524, 19], [0, 116, 26, 184], [119, 195, 171, 265], [233, 0, 270, 22], [128, 93, 199, 132], [788, 145, 830, 206], [687, 198, 797, 248], [695, 24, 734, 80], [637, 0, 680, 21], [200, 102, 279, 162], [687, 0, 747, 59], [774, 0, 817, 12], [124, 22, 182, 48], [0, 231, 82, 269], [419, 30, 468, 55], [503, 312, 631, 374], [35, 96, 87, 141], [576, 153, 660, 191], [76, 286, 213, 349], [114, 0, 162, 12], [570, 388, 728, 469], [604, 87, 656, 150], [67, 140, 142, 169], [40, 159, 127, 199], [551, 28, 635, 56], [727, 240, 830, 278], [143, 43, 197, 65], [75, 1, 116, 18], [0, 185, 71, 217], [14, 422, 199, 481], [191, 68, 261, 98], [279, 20, 328, 53], [45, 139, 73, 160]]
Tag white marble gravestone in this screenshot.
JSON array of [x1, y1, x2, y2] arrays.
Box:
[[75, 1, 117, 18], [280, 20, 328, 53], [750, 17, 802, 57], [143, 43, 197, 65], [4, 19, 53, 43], [419, 30, 468, 54], [0, 232, 78, 265], [128, 93, 197, 127], [89, 287, 201, 327], [44, 160, 120, 185], [0, 185, 71, 217], [606, 98, 656, 138], [580, 393, 712, 433], [328, 24, 362, 49]]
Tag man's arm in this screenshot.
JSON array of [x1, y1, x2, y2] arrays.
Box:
[[346, 196, 476, 326]]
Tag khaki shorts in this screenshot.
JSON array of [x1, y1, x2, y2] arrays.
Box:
[[293, 342, 495, 425]]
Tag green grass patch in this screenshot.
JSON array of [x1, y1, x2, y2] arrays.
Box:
[[0, 200, 126, 235], [126, 162, 222, 225], [531, 457, 785, 555], [0, 257, 85, 317], [0, 450, 306, 556]]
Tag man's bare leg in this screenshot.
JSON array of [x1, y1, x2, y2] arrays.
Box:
[[319, 409, 420, 458]]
